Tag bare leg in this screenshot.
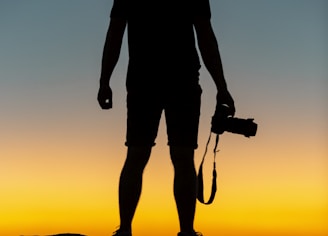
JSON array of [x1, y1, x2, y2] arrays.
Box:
[[118, 146, 152, 232], [170, 146, 197, 234]]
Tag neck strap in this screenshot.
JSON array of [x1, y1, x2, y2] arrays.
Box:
[[197, 132, 219, 204]]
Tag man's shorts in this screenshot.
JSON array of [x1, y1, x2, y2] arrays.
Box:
[[125, 83, 202, 149]]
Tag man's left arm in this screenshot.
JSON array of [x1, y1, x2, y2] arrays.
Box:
[[194, 18, 235, 116]]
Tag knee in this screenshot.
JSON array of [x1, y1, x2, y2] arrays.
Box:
[[124, 146, 152, 171], [170, 146, 195, 168]]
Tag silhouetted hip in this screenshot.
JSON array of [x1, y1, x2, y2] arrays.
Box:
[[125, 79, 202, 149]]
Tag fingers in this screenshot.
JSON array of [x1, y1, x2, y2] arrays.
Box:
[[227, 96, 235, 116], [98, 86, 113, 110], [227, 100, 235, 117], [99, 99, 112, 109], [98, 95, 112, 109], [229, 104, 236, 117], [216, 91, 235, 116]]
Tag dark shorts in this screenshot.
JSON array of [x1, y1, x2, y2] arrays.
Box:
[[125, 83, 202, 149]]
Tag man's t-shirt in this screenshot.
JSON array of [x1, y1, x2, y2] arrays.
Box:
[[110, 0, 211, 89]]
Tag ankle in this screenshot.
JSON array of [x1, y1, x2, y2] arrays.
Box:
[[118, 226, 131, 233], [178, 231, 202, 236], [113, 228, 132, 236]]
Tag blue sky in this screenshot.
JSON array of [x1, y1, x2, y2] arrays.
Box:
[[1, 0, 326, 118]]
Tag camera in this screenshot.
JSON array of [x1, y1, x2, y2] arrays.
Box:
[[211, 104, 257, 137]]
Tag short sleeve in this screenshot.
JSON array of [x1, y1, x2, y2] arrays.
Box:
[[110, 0, 129, 19], [193, 0, 211, 19]]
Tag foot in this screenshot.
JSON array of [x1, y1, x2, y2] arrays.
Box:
[[112, 229, 132, 236], [178, 231, 202, 236]]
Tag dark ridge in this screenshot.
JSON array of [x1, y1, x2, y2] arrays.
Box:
[[21, 234, 87, 236], [50, 234, 86, 236]]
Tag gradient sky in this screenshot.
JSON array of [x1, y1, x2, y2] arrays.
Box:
[[0, 1, 327, 236]]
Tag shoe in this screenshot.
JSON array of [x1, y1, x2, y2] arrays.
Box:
[[112, 229, 132, 236], [178, 231, 203, 236]]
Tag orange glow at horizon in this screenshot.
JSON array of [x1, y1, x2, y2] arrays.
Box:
[[1, 126, 327, 236]]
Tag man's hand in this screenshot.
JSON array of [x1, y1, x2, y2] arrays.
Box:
[[97, 85, 113, 109], [216, 89, 235, 117]]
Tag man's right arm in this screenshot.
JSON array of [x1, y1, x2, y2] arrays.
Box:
[[98, 18, 126, 109], [100, 18, 126, 86]]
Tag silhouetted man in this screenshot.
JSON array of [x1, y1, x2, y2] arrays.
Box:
[[97, 0, 235, 236]]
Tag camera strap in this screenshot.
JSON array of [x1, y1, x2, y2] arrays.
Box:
[[197, 132, 219, 204]]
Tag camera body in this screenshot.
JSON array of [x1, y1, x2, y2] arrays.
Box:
[[211, 104, 257, 137]]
